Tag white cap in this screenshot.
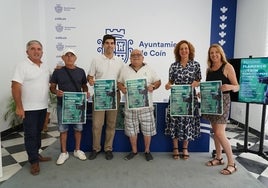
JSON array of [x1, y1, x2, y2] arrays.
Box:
[[62, 48, 76, 56]]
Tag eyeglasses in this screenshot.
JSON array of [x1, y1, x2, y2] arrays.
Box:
[[130, 54, 142, 57]]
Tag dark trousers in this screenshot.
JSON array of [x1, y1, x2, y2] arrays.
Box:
[[23, 109, 47, 164]]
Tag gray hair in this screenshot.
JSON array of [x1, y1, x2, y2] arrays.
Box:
[[26, 40, 43, 50]]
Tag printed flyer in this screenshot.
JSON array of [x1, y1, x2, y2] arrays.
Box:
[[62, 92, 87, 124], [170, 85, 193, 116], [126, 78, 149, 109], [200, 81, 223, 115], [94, 79, 117, 111]]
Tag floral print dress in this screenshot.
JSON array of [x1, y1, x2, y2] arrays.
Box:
[[165, 60, 202, 140]]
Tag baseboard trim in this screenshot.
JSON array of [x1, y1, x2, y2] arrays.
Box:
[[1, 124, 23, 139], [229, 119, 265, 138]]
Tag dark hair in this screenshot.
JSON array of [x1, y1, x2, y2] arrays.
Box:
[[102, 34, 116, 45], [174, 40, 195, 62]]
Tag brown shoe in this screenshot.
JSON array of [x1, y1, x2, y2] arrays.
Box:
[[30, 162, 40, 176], [39, 155, 52, 162]]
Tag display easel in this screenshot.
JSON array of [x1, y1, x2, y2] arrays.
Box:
[[234, 103, 268, 160], [212, 56, 268, 159], [212, 103, 268, 160]]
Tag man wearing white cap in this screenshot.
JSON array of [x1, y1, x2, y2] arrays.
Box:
[[50, 48, 89, 165]]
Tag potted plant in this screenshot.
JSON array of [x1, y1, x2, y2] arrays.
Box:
[[3, 96, 22, 128], [3, 92, 57, 129], [48, 91, 57, 123]]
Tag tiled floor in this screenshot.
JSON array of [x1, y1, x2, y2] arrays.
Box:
[[1, 122, 268, 186], [0, 124, 59, 183], [225, 123, 268, 186]]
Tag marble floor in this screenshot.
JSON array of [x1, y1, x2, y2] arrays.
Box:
[[0, 122, 268, 187], [0, 124, 59, 183]]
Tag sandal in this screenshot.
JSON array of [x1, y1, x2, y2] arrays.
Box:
[[181, 148, 190, 160], [221, 163, 237, 175], [206, 158, 224, 166], [173, 148, 180, 160]]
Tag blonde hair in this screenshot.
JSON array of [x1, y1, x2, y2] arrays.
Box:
[[207, 43, 229, 71]]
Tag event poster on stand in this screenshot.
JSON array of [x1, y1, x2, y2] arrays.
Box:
[[238, 57, 268, 104], [94, 79, 117, 111], [62, 92, 87, 124], [126, 78, 149, 109], [200, 81, 223, 115], [170, 85, 193, 116]]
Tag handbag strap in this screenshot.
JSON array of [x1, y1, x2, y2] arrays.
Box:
[[64, 67, 80, 92]]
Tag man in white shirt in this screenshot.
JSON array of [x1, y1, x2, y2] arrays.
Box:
[[87, 34, 124, 160], [11, 40, 51, 176], [117, 49, 161, 161]]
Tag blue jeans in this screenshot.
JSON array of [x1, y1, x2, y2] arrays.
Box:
[[23, 109, 47, 164], [57, 105, 83, 132]]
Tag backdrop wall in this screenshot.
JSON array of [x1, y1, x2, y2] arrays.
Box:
[[0, 0, 237, 133]]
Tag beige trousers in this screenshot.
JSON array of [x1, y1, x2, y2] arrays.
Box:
[[92, 92, 120, 152]]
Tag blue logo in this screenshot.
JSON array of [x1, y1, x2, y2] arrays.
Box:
[[97, 29, 133, 63], [56, 43, 64, 52], [54, 4, 63, 13], [55, 24, 64, 32]]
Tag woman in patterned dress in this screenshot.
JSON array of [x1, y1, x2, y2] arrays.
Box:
[[165, 40, 201, 160], [203, 44, 239, 175]]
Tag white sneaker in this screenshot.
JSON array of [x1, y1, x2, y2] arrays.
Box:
[[74, 150, 87, 160], [56, 152, 69, 165]]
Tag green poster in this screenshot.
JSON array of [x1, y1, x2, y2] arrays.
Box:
[[126, 78, 149, 109], [170, 85, 193, 116], [239, 58, 268, 104], [200, 81, 223, 115], [94, 79, 117, 111], [62, 92, 87, 124]]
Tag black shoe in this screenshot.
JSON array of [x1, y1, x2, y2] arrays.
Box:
[[145, 152, 153, 161], [88, 150, 100, 160], [124, 152, 138, 160], [105, 151, 113, 160]]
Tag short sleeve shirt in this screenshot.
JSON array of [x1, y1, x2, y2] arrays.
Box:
[[12, 58, 50, 110], [88, 54, 124, 80], [50, 66, 87, 105], [118, 63, 160, 107]]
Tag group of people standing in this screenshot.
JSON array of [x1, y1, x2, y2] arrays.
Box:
[[11, 35, 239, 176], [164, 41, 239, 176]]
